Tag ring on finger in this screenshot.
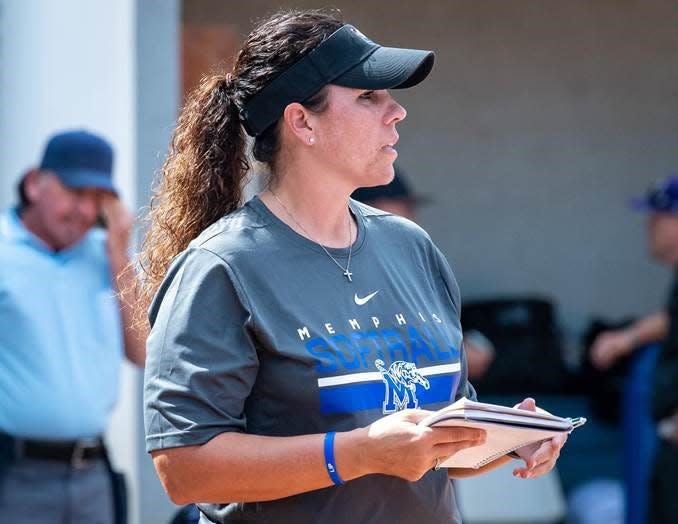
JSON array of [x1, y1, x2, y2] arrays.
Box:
[[433, 458, 442, 471]]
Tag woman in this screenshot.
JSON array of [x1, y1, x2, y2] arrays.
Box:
[[141, 10, 565, 524]]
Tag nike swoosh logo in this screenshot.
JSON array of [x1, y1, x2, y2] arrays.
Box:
[[354, 290, 379, 306]]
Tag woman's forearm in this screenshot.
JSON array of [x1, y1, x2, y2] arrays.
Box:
[[152, 429, 369, 504], [151, 412, 487, 504]]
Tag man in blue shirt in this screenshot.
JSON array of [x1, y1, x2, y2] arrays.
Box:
[[0, 130, 145, 523]]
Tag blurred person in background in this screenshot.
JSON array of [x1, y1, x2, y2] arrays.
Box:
[[140, 11, 565, 524], [350, 163, 425, 221], [0, 130, 145, 523], [351, 166, 496, 380], [591, 176, 678, 523]]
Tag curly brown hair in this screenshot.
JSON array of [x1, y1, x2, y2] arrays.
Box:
[[134, 9, 343, 326]]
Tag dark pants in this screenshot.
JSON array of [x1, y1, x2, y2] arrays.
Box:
[[0, 456, 114, 524], [649, 441, 678, 524], [0, 433, 120, 524]]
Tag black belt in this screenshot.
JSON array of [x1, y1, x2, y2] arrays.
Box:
[[2, 433, 106, 468]]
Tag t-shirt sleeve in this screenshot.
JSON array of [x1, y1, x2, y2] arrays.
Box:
[[431, 243, 477, 402], [144, 247, 258, 452]]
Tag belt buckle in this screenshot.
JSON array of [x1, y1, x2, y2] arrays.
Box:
[[71, 442, 87, 469], [70, 439, 98, 469]]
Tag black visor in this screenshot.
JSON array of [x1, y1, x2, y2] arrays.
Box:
[[241, 25, 435, 136]]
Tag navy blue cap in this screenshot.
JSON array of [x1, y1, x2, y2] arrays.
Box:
[[351, 165, 430, 205], [39, 130, 116, 193], [630, 176, 678, 214], [241, 25, 434, 137]]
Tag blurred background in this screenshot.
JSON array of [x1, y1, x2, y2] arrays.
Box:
[[2, 1, 677, 523]]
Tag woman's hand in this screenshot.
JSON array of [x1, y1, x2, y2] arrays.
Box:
[[355, 409, 486, 482], [512, 398, 567, 479]]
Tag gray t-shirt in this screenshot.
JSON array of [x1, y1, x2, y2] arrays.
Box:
[[144, 196, 476, 524]]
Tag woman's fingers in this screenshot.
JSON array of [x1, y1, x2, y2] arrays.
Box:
[[433, 435, 486, 458], [531, 438, 561, 465], [520, 441, 551, 471], [427, 428, 487, 468], [430, 426, 486, 445], [514, 436, 565, 478], [516, 397, 536, 411], [365, 411, 490, 480], [514, 460, 547, 478], [513, 457, 557, 479]]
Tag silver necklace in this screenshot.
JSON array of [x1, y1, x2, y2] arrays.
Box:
[[271, 191, 354, 282]]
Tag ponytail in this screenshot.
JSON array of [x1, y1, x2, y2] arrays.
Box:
[[135, 73, 249, 324], [134, 9, 344, 328]]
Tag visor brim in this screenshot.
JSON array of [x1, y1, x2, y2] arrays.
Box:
[[333, 46, 434, 90]]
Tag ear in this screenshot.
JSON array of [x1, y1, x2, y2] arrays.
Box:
[[281, 102, 314, 145], [22, 169, 45, 204]]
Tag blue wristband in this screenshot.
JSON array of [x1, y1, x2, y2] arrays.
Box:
[[323, 432, 345, 486]]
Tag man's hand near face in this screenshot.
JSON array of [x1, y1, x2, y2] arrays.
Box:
[[99, 193, 134, 265], [99, 194, 146, 367]]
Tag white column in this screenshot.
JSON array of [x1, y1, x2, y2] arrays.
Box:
[[134, 1, 180, 523], [0, 2, 179, 523]]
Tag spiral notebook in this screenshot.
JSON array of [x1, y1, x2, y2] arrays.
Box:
[[419, 397, 586, 469]]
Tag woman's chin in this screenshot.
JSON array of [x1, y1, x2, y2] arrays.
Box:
[[369, 165, 396, 187]]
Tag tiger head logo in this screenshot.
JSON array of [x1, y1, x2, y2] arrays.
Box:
[[375, 359, 430, 414]]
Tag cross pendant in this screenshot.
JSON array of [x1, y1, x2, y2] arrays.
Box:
[[343, 269, 353, 282]]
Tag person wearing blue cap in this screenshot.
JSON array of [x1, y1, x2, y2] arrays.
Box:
[[591, 176, 678, 523], [0, 130, 145, 523], [138, 9, 566, 524]]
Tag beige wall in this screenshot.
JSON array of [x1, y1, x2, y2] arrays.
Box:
[[183, 0, 678, 342]]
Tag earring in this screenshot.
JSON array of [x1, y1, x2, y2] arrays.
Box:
[[309, 137, 315, 145]]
